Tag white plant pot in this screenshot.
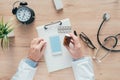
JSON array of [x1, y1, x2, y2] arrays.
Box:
[[7, 31, 15, 37]]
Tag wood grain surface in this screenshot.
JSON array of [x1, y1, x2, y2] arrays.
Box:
[[0, 0, 120, 80]]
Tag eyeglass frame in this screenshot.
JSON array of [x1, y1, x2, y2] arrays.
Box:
[[79, 32, 97, 49]]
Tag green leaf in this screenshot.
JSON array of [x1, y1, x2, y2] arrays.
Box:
[[4, 22, 8, 28], [6, 24, 12, 29], [0, 31, 2, 34], [0, 24, 1, 29], [3, 26, 10, 34], [0, 17, 13, 49], [1, 38, 3, 49], [7, 28, 13, 33], [1, 17, 4, 27], [0, 35, 4, 38], [4, 21, 12, 28], [2, 35, 9, 49]]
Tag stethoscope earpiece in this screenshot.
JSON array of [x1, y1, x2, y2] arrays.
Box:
[[103, 13, 110, 21]]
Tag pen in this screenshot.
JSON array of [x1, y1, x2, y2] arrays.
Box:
[[74, 30, 78, 36]]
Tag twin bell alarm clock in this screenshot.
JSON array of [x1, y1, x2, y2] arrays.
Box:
[[12, 1, 35, 24]]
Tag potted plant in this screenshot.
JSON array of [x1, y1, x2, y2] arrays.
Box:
[[0, 17, 14, 49]]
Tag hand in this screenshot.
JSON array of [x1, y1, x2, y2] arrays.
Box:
[[64, 33, 84, 59], [28, 38, 46, 62]]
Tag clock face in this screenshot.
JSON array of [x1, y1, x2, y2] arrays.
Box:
[[16, 7, 31, 22]]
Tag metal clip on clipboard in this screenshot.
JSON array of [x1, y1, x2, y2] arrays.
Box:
[[44, 21, 62, 30], [43, 20, 72, 33]]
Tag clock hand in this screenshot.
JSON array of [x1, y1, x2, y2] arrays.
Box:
[[22, 13, 25, 20]]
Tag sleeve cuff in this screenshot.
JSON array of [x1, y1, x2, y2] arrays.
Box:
[[72, 56, 93, 65], [72, 56, 94, 80], [24, 58, 38, 68], [72, 57, 85, 61]]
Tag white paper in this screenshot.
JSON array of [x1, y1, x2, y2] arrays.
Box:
[[36, 18, 72, 72]]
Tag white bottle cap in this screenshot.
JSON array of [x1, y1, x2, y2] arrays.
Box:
[[53, 0, 63, 10]]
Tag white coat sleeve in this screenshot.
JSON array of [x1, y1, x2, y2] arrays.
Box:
[[11, 59, 37, 80], [72, 57, 95, 80]]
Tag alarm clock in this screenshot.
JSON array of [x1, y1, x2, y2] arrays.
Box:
[[12, 1, 35, 24]]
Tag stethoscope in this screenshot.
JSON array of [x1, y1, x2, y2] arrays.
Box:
[[97, 13, 120, 52]]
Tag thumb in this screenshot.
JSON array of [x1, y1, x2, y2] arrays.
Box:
[[40, 42, 46, 55], [65, 45, 73, 54]]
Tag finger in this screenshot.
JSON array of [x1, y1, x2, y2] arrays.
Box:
[[31, 38, 44, 45], [69, 33, 78, 41], [37, 41, 46, 51], [37, 43, 46, 61], [69, 33, 80, 45], [35, 38, 44, 44], [31, 38, 39, 44], [65, 45, 73, 55], [31, 38, 36, 44], [40, 43, 47, 55], [65, 45, 70, 51], [70, 39, 74, 45]]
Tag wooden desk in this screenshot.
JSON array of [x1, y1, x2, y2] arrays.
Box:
[[0, 0, 120, 80]]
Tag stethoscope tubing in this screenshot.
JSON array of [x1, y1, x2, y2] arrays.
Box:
[[97, 18, 120, 52]]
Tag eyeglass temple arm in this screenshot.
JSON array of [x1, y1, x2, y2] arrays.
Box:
[[79, 33, 97, 49]]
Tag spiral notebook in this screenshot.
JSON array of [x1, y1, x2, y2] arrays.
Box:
[[36, 18, 73, 72]]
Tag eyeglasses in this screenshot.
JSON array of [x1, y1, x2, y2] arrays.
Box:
[[79, 32, 96, 49]]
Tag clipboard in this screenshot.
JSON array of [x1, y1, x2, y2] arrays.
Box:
[[36, 18, 73, 72]]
